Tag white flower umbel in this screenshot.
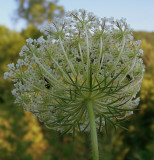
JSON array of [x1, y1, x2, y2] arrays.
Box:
[[4, 9, 145, 160]]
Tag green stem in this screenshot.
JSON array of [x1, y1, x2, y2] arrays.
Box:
[[87, 101, 99, 160]]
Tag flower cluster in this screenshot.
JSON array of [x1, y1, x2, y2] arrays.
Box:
[[4, 9, 144, 134]]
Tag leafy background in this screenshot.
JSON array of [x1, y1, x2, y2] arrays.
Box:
[[0, 0, 154, 160]]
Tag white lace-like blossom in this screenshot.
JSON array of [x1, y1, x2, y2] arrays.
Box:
[[4, 10, 144, 134]]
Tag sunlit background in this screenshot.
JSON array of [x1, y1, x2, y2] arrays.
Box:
[[0, 0, 154, 160]]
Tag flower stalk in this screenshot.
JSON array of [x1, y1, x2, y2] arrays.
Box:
[[87, 100, 99, 160]]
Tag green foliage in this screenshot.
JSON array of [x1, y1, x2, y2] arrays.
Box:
[[21, 25, 42, 39], [134, 31, 154, 73], [15, 0, 64, 26], [134, 31, 154, 46], [0, 25, 25, 91]]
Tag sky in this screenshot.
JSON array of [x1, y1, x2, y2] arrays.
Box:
[[0, 0, 154, 31]]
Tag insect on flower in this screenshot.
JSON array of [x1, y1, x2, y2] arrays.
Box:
[[126, 74, 132, 81], [44, 77, 51, 89]]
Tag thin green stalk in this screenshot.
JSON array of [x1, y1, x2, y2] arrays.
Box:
[[87, 101, 99, 160]]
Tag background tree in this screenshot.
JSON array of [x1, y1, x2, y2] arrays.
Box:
[[0, 26, 25, 91], [15, 0, 64, 26]]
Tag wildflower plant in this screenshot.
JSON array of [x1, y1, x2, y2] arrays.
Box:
[[4, 9, 145, 160]]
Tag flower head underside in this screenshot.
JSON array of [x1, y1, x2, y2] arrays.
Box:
[[4, 9, 145, 134]]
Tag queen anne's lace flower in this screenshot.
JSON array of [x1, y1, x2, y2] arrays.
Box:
[[4, 10, 144, 134]]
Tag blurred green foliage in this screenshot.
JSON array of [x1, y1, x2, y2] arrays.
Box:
[[0, 26, 154, 160], [15, 0, 64, 26]]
